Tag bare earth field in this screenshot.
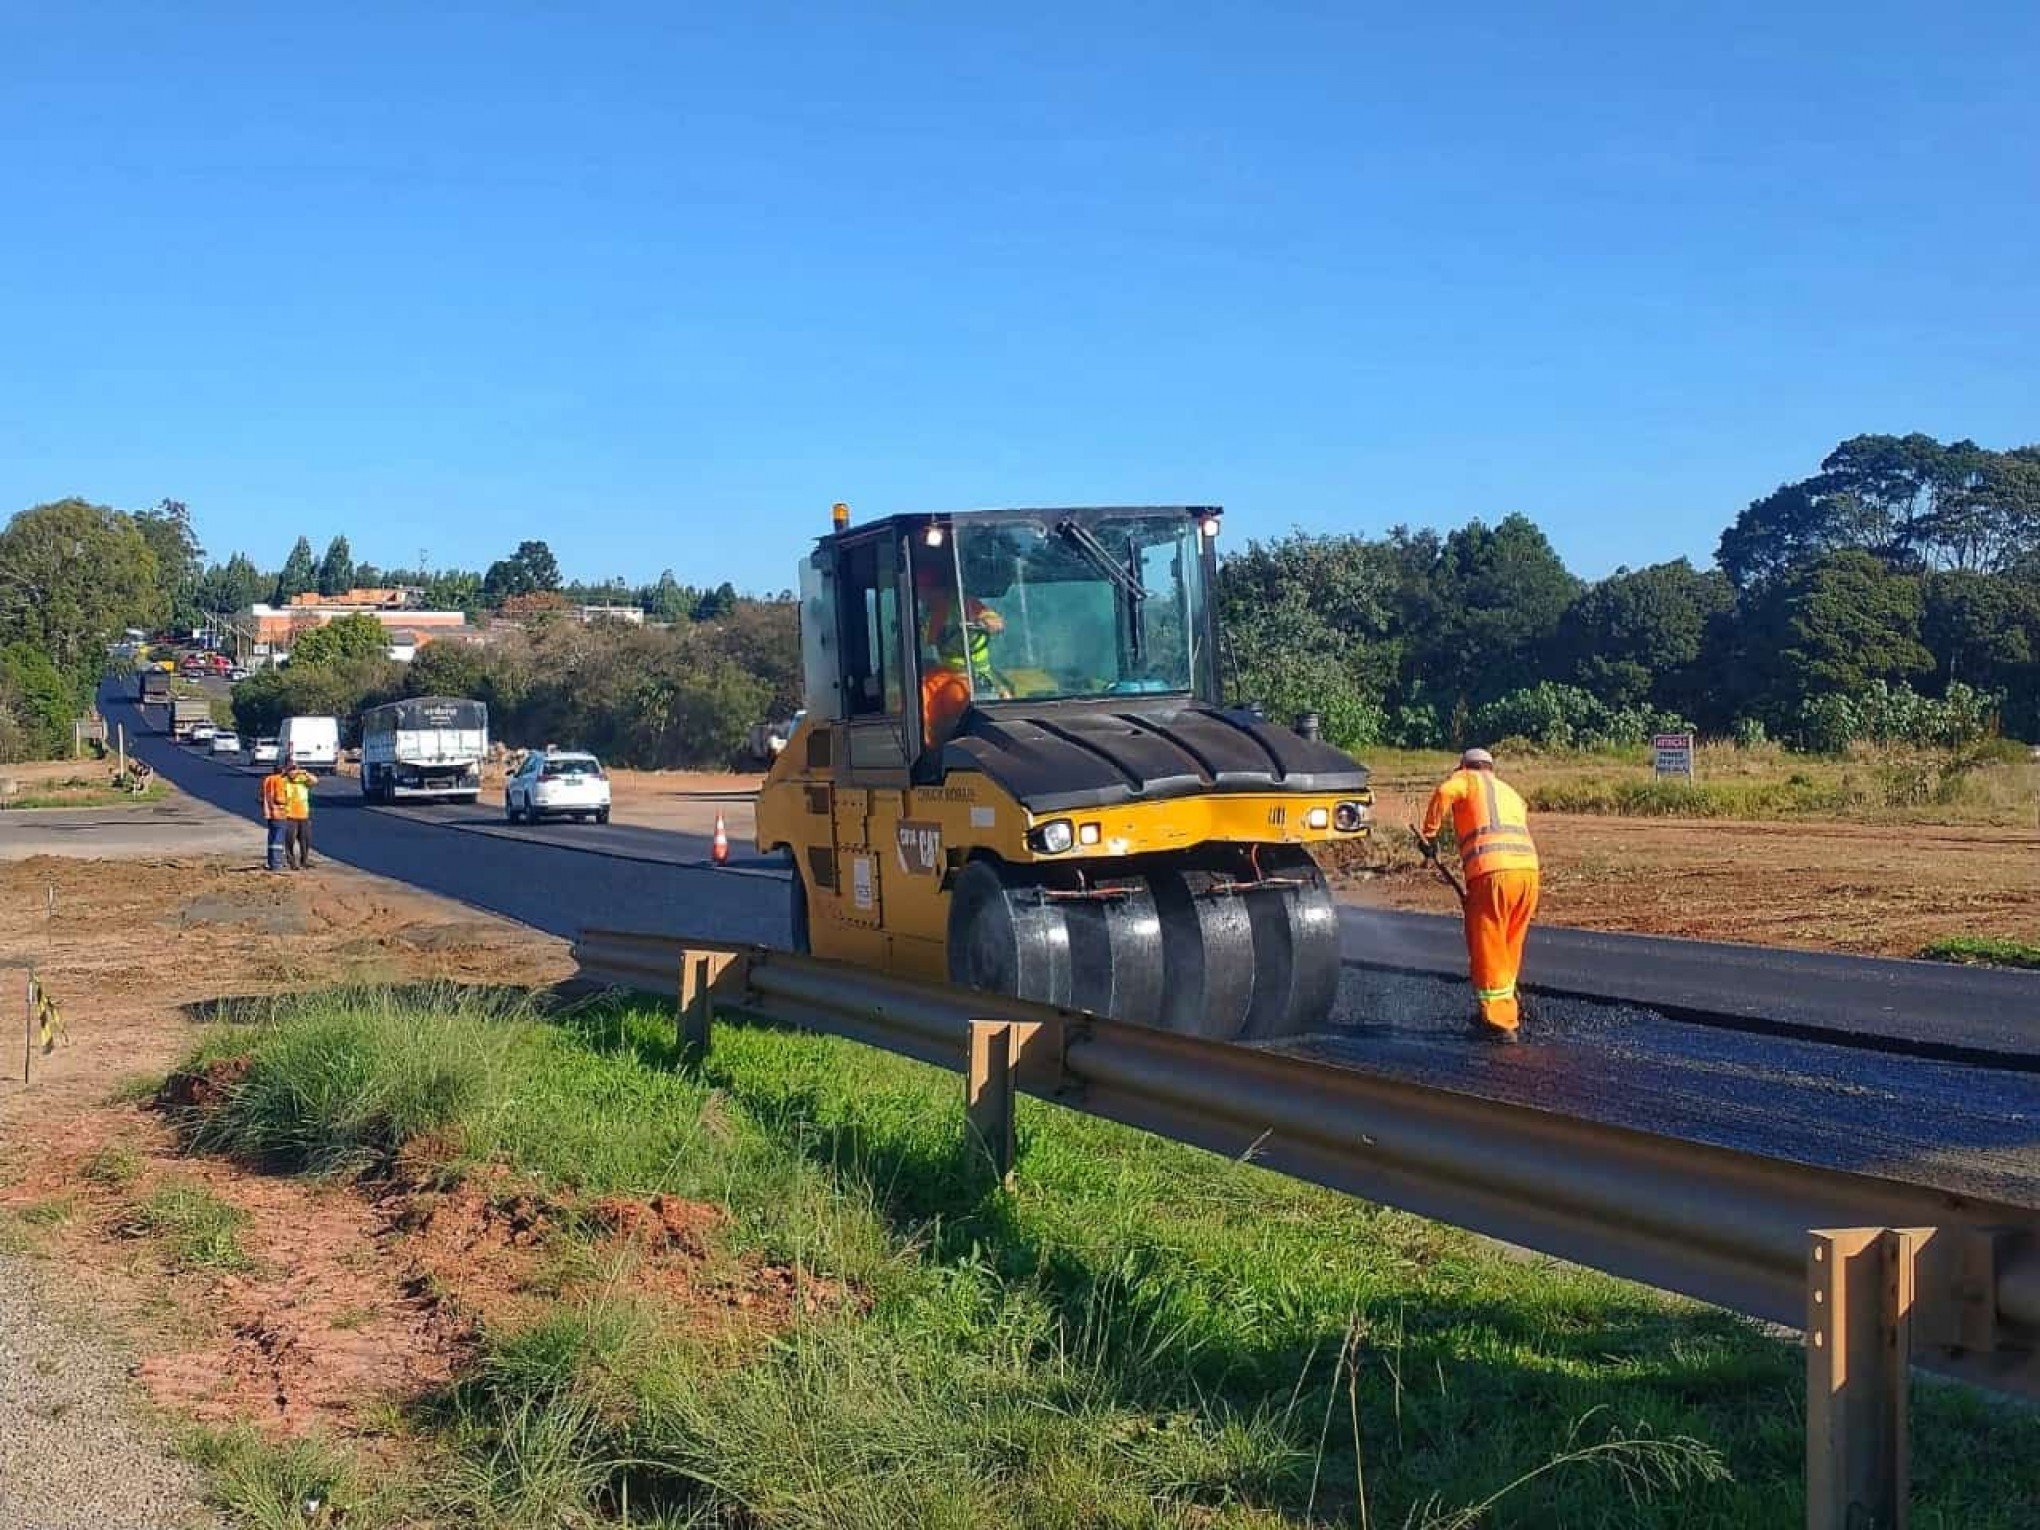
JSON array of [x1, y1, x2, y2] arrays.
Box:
[[1340, 783, 2040, 958]]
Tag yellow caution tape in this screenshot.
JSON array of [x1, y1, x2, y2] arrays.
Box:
[[33, 983, 65, 1054]]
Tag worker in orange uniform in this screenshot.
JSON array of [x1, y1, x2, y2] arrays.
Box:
[[259, 756, 292, 871], [1418, 747, 1540, 1043], [915, 558, 1007, 745]]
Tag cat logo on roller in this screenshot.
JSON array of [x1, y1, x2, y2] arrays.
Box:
[[756, 504, 1375, 1041]]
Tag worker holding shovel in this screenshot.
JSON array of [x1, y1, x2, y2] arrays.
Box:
[[1417, 748, 1541, 1044]]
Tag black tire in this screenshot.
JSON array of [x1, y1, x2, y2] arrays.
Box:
[[946, 859, 1072, 1007], [596, 808, 610, 824], [1062, 877, 1166, 1024], [1150, 865, 1258, 1039], [788, 861, 811, 954], [504, 797, 519, 823], [1238, 848, 1342, 1040]]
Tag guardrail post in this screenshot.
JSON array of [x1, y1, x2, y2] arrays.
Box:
[[676, 949, 747, 1063], [1808, 1227, 1920, 1530], [967, 1020, 1039, 1184]]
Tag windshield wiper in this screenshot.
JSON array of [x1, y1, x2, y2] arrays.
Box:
[[1055, 518, 1149, 665]]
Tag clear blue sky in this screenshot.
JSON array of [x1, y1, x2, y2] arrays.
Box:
[[3, 3, 2034, 593]]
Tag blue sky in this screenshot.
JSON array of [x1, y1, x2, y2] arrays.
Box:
[[3, 3, 2034, 593]]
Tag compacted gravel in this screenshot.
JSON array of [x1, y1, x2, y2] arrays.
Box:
[[0, 1252, 217, 1530]]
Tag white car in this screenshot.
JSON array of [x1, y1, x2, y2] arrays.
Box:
[[505, 749, 611, 824], [188, 722, 217, 744], [249, 737, 280, 765], [209, 731, 241, 755]]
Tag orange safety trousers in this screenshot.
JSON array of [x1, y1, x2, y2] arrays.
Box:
[[1463, 867, 1540, 1031]]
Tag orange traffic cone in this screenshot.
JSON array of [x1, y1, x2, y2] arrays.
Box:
[[711, 812, 730, 866]]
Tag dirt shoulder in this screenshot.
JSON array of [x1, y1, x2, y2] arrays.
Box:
[[1339, 787, 2040, 958], [0, 856, 574, 1525]]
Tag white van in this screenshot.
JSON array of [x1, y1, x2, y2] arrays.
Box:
[[277, 715, 341, 772]]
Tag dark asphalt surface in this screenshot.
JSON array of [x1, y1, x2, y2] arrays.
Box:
[[106, 690, 2040, 1206]]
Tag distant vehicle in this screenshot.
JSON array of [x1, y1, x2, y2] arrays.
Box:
[[188, 722, 217, 744], [277, 715, 341, 772], [249, 737, 280, 765], [745, 710, 805, 766], [165, 697, 213, 740], [505, 748, 611, 824], [137, 670, 173, 705], [209, 731, 241, 755], [227, 666, 249, 681], [358, 697, 487, 804]]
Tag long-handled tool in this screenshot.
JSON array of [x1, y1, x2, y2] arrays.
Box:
[[1412, 829, 1466, 908]]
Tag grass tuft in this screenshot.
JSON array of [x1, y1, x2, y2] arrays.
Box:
[[1920, 935, 2040, 971], [117, 1180, 252, 1271], [178, 1424, 392, 1530]]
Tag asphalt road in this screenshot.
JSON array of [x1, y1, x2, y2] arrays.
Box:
[[108, 690, 2040, 1068]]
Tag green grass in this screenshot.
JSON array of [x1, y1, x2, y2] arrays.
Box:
[[1920, 935, 2040, 971], [116, 1180, 253, 1271], [0, 780, 168, 810], [170, 987, 2040, 1529]]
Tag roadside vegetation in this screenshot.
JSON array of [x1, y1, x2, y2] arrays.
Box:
[[0, 773, 168, 810], [157, 985, 2040, 1529], [1920, 935, 2040, 971]]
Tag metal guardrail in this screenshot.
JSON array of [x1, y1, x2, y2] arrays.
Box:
[[572, 926, 2039, 1530]]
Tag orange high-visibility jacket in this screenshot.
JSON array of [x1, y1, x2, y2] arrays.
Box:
[[260, 771, 291, 820], [1421, 768, 1539, 881]]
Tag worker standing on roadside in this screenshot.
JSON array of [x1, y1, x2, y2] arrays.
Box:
[[280, 753, 317, 870], [259, 755, 291, 871], [1418, 747, 1541, 1043]]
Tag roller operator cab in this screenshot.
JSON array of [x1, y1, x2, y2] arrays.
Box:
[[755, 505, 1374, 1040]]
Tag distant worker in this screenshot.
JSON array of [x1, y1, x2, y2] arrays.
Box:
[[259, 755, 292, 871], [1418, 747, 1541, 1043], [280, 752, 317, 870]]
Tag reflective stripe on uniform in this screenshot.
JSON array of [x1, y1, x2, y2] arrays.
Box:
[[1473, 983, 1515, 1000]]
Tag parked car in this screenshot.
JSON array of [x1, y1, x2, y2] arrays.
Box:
[[249, 737, 281, 765], [505, 748, 611, 824], [188, 722, 217, 744], [227, 665, 249, 681], [209, 731, 241, 755]]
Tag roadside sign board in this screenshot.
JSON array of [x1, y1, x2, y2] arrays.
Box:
[[1653, 732, 1696, 781]]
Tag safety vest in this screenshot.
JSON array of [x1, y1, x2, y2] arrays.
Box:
[[281, 772, 313, 820], [925, 595, 996, 686], [1423, 768, 1539, 881]]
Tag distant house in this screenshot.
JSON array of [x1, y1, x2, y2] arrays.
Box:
[[572, 604, 646, 626], [243, 589, 473, 663]]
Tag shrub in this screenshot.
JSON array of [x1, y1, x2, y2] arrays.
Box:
[[1470, 682, 1691, 752], [1789, 680, 2000, 754]]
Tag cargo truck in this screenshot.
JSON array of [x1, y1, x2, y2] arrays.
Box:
[[165, 697, 213, 740], [137, 670, 173, 706], [358, 697, 487, 804]]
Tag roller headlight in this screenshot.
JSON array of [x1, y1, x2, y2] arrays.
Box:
[[1333, 800, 1368, 832], [1029, 819, 1075, 854], [1305, 806, 1331, 830]]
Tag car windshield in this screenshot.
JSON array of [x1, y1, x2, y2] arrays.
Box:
[[924, 512, 1214, 704]]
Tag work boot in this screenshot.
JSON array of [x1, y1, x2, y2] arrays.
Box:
[[1466, 1015, 1520, 1046]]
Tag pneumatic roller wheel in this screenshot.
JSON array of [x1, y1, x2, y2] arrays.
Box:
[[1063, 878, 1165, 1024], [1150, 866, 1258, 1038], [1239, 848, 1342, 1039], [947, 859, 1073, 1008]]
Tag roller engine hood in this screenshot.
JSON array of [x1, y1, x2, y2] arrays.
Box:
[[938, 701, 1370, 814]]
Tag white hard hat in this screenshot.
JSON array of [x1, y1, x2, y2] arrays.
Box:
[[1460, 747, 1494, 768]]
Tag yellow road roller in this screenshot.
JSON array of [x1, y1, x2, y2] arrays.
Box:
[[755, 503, 1372, 1039]]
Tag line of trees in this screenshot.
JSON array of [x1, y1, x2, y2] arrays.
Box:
[[1220, 434, 2040, 751], [228, 603, 799, 768], [8, 429, 2034, 767]]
